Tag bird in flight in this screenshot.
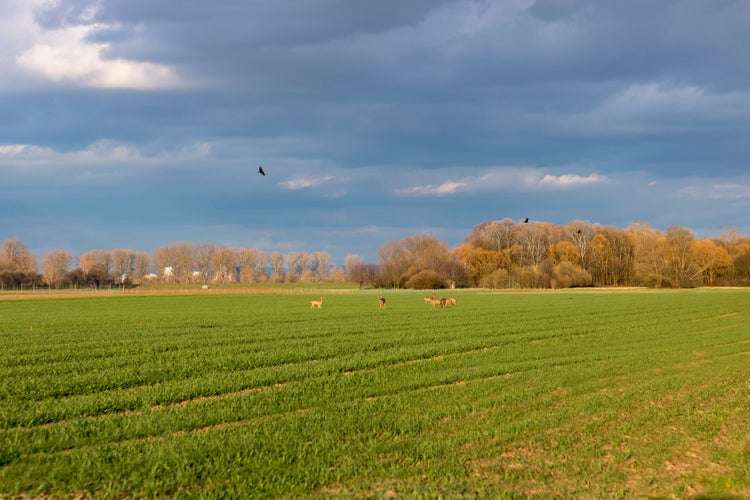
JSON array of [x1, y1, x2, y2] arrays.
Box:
[[257, 166, 266, 176]]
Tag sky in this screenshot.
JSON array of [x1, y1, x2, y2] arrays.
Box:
[[2, 0, 749, 265]]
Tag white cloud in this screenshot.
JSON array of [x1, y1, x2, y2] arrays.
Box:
[[0, 144, 28, 154], [397, 167, 533, 197], [396, 167, 608, 196], [397, 180, 469, 196], [280, 175, 334, 190], [10, 4, 183, 90], [539, 173, 608, 187]]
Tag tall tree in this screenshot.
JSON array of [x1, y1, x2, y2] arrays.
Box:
[[719, 227, 742, 256], [268, 251, 286, 282], [41, 250, 73, 288], [193, 243, 215, 284], [238, 249, 268, 283], [309, 252, 332, 279], [401, 234, 453, 277], [286, 252, 309, 280], [518, 223, 553, 266], [212, 246, 238, 283], [453, 243, 504, 286], [377, 239, 413, 288], [605, 227, 635, 286], [173, 243, 195, 283], [111, 249, 135, 282], [588, 233, 612, 286], [548, 241, 581, 266], [345, 254, 379, 288], [693, 238, 731, 285], [153, 242, 194, 283], [1, 238, 37, 272], [628, 223, 668, 287], [664, 226, 699, 287], [132, 252, 152, 280], [466, 219, 518, 251], [78, 250, 112, 276], [567, 220, 593, 268]]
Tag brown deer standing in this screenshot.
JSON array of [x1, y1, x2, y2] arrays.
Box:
[[378, 296, 386, 309], [310, 297, 324, 309]]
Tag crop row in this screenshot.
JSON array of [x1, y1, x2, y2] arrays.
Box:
[[1, 289, 748, 497]]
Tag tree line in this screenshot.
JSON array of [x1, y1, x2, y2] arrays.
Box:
[[2, 219, 750, 290]]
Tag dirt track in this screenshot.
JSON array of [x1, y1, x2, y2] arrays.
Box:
[[0, 286, 360, 300]]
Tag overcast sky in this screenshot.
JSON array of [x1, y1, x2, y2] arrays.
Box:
[[2, 0, 749, 264]]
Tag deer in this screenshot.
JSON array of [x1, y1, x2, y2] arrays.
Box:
[[424, 295, 436, 304], [378, 296, 386, 309], [428, 297, 444, 307], [310, 297, 324, 309]]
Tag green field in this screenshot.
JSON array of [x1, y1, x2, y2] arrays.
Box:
[[1, 289, 748, 498]]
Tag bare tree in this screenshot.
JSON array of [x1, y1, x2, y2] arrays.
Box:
[[111, 249, 135, 282], [132, 252, 152, 280], [518, 223, 553, 266], [153, 242, 194, 283], [1, 238, 37, 272], [344, 254, 375, 288], [345, 254, 365, 286], [693, 238, 731, 285], [238, 248, 268, 283], [378, 240, 413, 288], [567, 220, 592, 268], [41, 250, 73, 288], [193, 243, 215, 284], [467, 219, 518, 251], [286, 252, 309, 280], [268, 251, 286, 282], [212, 246, 238, 283], [665, 226, 700, 287], [78, 250, 112, 276], [628, 223, 668, 287], [173, 243, 195, 283], [719, 227, 741, 256], [310, 252, 331, 279], [153, 245, 174, 283]]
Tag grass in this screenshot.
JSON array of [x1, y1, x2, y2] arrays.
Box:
[[0, 288, 748, 498]]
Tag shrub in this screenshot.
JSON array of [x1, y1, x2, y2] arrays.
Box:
[[551, 261, 593, 288], [479, 268, 511, 288], [510, 266, 545, 288], [404, 270, 447, 289]]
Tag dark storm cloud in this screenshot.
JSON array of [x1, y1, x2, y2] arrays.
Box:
[[24, 0, 748, 174]]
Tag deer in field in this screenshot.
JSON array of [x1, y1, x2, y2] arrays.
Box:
[[424, 295, 436, 304], [444, 297, 457, 307], [310, 297, 324, 309], [378, 296, 386, 309]]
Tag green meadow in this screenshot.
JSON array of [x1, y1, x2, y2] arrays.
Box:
[[0, 289, 748, 498]]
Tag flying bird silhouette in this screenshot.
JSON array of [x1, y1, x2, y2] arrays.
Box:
[[257, 166, 265, 176]]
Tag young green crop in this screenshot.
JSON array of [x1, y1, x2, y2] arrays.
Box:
[[0, 289, 748, 498]]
